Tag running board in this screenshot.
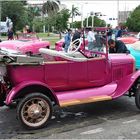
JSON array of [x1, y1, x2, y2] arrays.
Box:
[[59, 95, 112, 107]]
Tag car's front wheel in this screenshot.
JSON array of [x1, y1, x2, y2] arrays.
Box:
[[17, 93, 53, 129], [135, 86, 140, 109]]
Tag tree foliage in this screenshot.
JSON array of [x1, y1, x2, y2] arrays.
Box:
[[42, 0, 60, 16], [55, 9, 70, 31], [1, 1, 28, 31], [72, 16, 106, 29], [71, 5, 80, 28], [126, 5, 140, 32], [87, 16, 106, 27]]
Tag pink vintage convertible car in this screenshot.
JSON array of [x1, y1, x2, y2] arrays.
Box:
[[117, 32, 140, 44], [0, 43, 140, 130], [0, 33, 50, 55]]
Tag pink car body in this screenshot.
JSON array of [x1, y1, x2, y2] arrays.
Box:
[[0, 33, 50, 55], [0, 45, 140, 129], [118, 36, 139, 44], [118, 33, 140, 44]]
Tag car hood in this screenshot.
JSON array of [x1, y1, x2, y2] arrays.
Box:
[[109, 54, 135, 65], [0, 40, 49, 50], [0, 40, 32, 50]]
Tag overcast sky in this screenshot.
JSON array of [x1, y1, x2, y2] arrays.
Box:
[[28, 0, 140, 27], [61, 0, 140, 27], [61, 0, 140, 17]]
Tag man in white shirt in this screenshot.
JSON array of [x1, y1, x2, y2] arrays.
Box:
[[86, 27, 96, 50]]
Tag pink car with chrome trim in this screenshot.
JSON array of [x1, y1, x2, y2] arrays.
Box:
[[0, 42, 140, 130], [0, 33, 50, 55]]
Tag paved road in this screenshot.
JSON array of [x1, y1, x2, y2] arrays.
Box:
[[0, 96, 140, 139]]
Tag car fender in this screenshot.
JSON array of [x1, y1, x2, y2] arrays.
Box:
[[5, 80, 59, 105], [112, 70, 140, 99]]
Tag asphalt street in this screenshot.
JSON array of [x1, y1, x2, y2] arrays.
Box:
[[0, 96, 140, 139]]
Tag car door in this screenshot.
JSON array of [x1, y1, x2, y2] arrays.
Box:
[[68, 61, 87, 89], [45, 61, 68, 90], [87, 57, 108, 87]]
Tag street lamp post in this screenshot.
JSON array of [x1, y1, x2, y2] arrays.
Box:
[[80, 2, 88, 28], [86, 13, 89, 27], [81, 4, 84, 28], [90, 11, 94, 28]]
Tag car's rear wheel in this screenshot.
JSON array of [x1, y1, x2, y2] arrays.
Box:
[[135, 86, 140, 109], [17, 93, 53, 129], [25, 51, 33, 56]]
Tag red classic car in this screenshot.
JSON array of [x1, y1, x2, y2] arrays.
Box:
[[0, 33, 50, 55], [0, 42, 140, 129], [117, 32, 140, 44]]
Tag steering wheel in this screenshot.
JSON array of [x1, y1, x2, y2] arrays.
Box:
[[67, 38, 82, 54], [2, 55, 15, 63]]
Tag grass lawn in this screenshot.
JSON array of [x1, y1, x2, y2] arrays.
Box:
[[37, 33, 61, 49]]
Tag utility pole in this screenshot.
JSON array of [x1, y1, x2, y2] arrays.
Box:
[[81, 4, 83, 28], [71, 4, 74, 29], [90, 11, 94, 28]]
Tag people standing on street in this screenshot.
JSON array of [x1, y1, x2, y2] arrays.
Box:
[[107, 25, 113, 40], [95, 31, 105, 51], [85, 27, 96, 51], [23, 25, 32, 33], [64, 29, 72, 52], [72, 28, 81, 46], [7, 28, 14, 40], [115, 25, 123, 39]]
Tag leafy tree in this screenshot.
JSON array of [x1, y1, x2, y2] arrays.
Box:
[[42, 0, 60, 16], [55, 9, 70, 31], [84, 16, 106, 27], [71, 5, 80, 28], [126, 5, 140, 31], [32, 18, 44, 32], [1, 1, 28, 31], [71, 21, 81, 29]]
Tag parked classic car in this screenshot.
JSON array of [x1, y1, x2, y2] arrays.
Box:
[[0, 33, 50, 55], [127, 41, 140, 69], [117, 32, 140, 44], [0, 42, 140, 130]]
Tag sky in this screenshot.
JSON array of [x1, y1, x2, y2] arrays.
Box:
[[28, 0, 140, 27], [61, 0, 140, 27]]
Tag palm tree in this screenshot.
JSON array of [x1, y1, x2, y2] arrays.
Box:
[[71, 5, 80, 28], [42, 0, 60, 16], [42, 0, 60, 34]]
